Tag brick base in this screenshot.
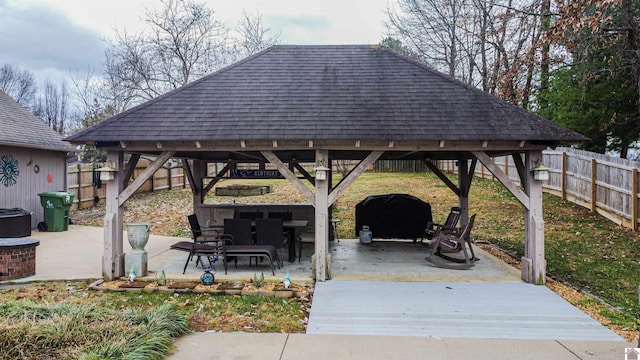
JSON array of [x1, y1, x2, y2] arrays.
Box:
[[0, 241, 38, 281]]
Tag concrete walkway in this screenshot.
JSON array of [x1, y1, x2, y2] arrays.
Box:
[[8, 226, 637, 359], [308, 281, 622, 341], [170, 333, 631, 360]]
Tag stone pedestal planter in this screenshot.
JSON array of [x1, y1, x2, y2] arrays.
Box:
[[125, 222, 150, 276]]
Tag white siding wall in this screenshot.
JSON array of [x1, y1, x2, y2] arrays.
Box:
[[0, 145, 68, 228]]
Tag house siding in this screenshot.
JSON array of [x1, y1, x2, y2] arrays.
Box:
[[0, 145, 68, 229]]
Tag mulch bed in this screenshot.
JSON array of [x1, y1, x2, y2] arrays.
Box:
[[118, 280, 152, 289]]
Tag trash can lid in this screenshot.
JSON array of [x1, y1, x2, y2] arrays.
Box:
[[38, 191, 72, 198]]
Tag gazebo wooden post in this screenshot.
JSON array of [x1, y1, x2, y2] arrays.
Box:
[[522, 151, 546, 284], [314, 150, 330, 281], [103, 150, 125, 280], [457, 158, 470, 226], [192, 160, 206, 210]]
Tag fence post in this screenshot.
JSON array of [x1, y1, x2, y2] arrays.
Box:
[[168, 167, 173, 190], [590, 159, 597, 212], [77, 164, 82, 209], [633, 168, 638, 231], [561, 152, 567, 200], [503, 156, 509, 177]]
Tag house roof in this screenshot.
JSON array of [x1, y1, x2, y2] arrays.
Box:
[[0, 91, 72, 152], [65, 45, 586, 146]]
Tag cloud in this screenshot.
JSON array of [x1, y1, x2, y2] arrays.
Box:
[[266, 15, 331, 44], [0, 0, 105, 84]]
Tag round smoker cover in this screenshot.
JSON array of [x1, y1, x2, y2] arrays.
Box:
[[354, 194, 432, 240]]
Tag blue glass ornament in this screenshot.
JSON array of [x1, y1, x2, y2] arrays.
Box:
[[201, 266, 215, 285]]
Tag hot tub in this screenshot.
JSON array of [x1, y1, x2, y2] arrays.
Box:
[[0, 208, 32, 238]]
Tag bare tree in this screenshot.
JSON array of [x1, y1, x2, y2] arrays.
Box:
[[33, 81, 69, 135], [386, 0, 468, 78], [105, 0, 229, 102], [233, 10, 281, 59], [0, 64, 37, 108], [70, 67, 131, 122], [385, 0, 548, 106]]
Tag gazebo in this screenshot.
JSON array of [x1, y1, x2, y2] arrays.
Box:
[[65, 45, 586, 284]]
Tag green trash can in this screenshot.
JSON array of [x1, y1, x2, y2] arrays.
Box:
[[38, 192, 74, 232]]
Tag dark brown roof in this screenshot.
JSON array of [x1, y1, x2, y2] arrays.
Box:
[[0, 90, 72, 151], [65, 45, 586, 144]]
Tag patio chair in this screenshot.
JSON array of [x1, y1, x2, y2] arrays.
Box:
[[296, 229, 314, 262], [223, 218, 254, 264], [170, 214, 224, 274], [422, 206, 461, 242], [255, 218, 286, 267], [268, 211, 293, 246], [224, 218, 254, 245], [425, 214, 478, 270], [222, 218, 280, 275]]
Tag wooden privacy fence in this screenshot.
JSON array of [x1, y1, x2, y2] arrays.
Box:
[[435, 147, 640, 231], [67, 159, 187, 210], [66, 160, 303, 211], [374, 160, 429, 172]]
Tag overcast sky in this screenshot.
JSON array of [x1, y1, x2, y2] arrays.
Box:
[[0, 0, 391, 88]]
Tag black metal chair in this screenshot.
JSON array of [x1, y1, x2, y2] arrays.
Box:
[[255, 218, 286, 267], [170, 214, 223, 274]]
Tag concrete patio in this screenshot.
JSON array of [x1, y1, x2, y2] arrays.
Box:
[[4, 225, 634, 359], [23, 225, 519, 284]]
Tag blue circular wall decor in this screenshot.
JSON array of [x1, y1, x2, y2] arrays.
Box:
[[0, 154, 19, 187]]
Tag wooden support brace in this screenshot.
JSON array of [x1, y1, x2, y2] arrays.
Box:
[[472, 151, 529, 209], [119, 151, 175, 206]]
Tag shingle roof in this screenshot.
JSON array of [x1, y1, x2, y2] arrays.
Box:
[[65, 45, 586, 144], [0, 91, 72, 151]]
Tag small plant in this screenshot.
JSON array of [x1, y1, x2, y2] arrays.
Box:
[[156, 270, 166, 286], [171, 228, 188, 237], [253, 273, 265, 288]]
